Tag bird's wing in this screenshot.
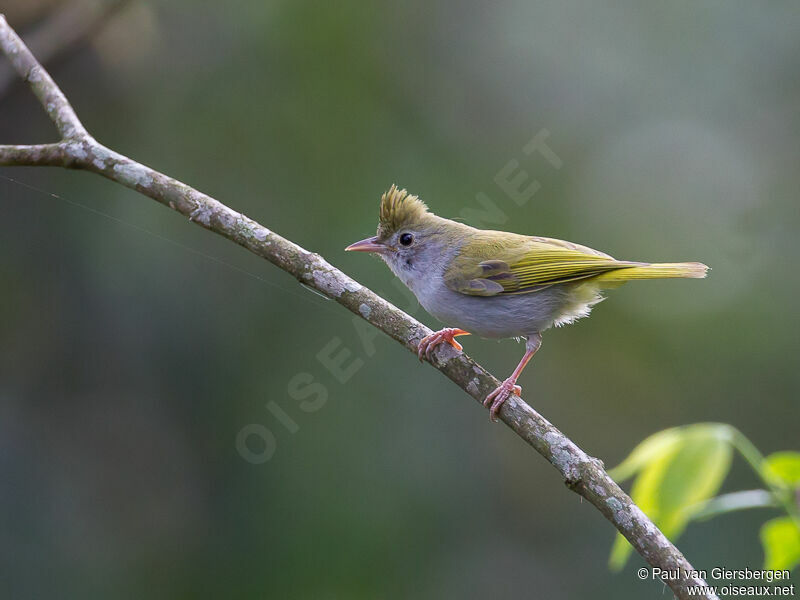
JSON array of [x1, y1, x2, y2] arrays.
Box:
[[443, 233, 639, 296]]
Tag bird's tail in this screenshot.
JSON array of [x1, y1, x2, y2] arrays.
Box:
[[595, 262, 709, 283]]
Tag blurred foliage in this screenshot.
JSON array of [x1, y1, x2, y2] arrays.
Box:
[[2, 1, 800, 598], [764, 452, 800, 489], [761, 517, 800, 572], [1, 0, 62, 27], [609, 424, 733, 569], [611, 424, 800, 573]]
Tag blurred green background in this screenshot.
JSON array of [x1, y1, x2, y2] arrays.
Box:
[[1, 1, 798, 598]]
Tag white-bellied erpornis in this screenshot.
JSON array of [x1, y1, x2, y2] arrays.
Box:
[[346, 186, 708, 420]]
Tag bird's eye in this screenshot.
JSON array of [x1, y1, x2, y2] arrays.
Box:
[[399, 233, 414, 246]]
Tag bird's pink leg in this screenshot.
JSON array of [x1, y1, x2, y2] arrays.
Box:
[[485, 333, 542, 421], [417, 328, 470, 362]]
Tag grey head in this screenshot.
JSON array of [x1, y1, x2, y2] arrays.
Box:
[[345, 185, 462, 293]]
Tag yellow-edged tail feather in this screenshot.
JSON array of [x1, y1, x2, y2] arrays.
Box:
[[596, 262, 709, 283]]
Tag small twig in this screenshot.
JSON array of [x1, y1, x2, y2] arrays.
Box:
[[0, 15, 718, 600], [0, 142, 70, 165]]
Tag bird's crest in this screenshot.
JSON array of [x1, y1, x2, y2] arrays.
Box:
[[378, 185, 430, 237]]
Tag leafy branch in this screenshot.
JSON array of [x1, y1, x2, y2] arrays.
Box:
[[610, 423, 800, 573], [0, 14, 719, 599]]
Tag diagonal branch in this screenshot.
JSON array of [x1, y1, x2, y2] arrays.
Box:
[[0, 15, 717, 600]]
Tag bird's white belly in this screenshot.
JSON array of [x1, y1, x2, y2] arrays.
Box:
[[411, 277, 580, 339]]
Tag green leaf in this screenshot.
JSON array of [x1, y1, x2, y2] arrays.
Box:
[[608, 427, 683, 482], [609, 443, 681, 569], [760, 517, 800, 572], [657, 429, 733, 535], [608, 424, 734, 571], [763, 452, 800, 489]]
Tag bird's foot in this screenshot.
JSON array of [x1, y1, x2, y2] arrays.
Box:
[[417, 328, 469, 362], [484, 378, 522, 422]]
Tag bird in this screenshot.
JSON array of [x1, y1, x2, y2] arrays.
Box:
[[346, 185, 708, 421]]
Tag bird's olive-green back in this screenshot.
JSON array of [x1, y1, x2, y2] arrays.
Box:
[[443, 231, 640, 296]]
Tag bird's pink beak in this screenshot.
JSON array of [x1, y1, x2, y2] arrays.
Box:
[[345, 235, 386, 254]]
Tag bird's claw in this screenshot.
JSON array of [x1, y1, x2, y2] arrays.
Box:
[[484, 378, 521, 421], [417, 328, 468, 362]]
